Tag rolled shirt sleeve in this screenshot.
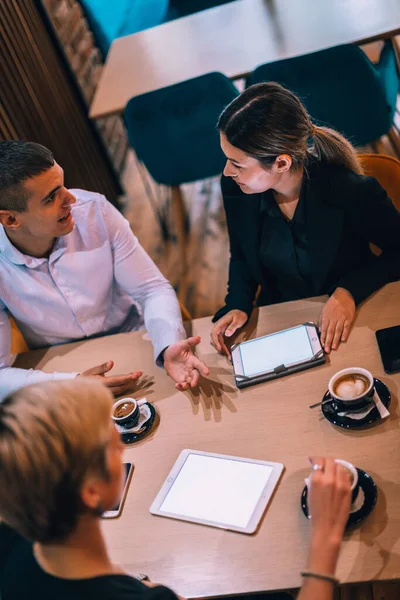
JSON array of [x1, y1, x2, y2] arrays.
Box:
[[100, 199, 186, 363], [0, 302, 78, 400]]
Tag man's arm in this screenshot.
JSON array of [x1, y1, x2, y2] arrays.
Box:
[[0, 305, 77, 400], [102, 200, 186, 363]]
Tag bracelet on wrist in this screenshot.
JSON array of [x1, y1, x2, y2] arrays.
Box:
[[301, 570, 339, 585]]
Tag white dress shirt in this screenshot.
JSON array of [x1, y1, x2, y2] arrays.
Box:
[[0, 190, 185, 398]]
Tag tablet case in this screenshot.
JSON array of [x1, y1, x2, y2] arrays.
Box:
[[232, 322, 326, 389]]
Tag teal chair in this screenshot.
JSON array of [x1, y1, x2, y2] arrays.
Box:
[[247, 41, 400, 148], [79, 0, 169, 57], [167, 0, 235, 19], [124, 72, 239, 284], [124, 72, 238, 185]]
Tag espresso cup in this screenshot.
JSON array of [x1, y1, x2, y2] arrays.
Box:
[[112, 398, 140, 429], [334, 459, 359, 503], [328, 367, 374, 410]]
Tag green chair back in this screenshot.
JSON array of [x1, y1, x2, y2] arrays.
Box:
[[124, 72, 239, 186], [247, 42, 399, 146]]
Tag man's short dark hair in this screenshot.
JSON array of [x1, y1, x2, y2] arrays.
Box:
[[0, 141, 55, 212]]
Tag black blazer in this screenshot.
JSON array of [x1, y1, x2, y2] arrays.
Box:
[[213, 159, 400, 322]]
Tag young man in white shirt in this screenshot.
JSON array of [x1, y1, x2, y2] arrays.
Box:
[[0, 141, 209, 398]]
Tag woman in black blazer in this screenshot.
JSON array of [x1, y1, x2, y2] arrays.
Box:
[[211, 83, 400, 356]]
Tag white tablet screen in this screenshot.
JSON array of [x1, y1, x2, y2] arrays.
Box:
[[159, 453, 273, 528], [239, 325, 313, 377]]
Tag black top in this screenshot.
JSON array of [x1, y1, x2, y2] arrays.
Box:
[[0, 524, 178, 600], [260, 188, 313, 302], [213, 158, 400, 322]]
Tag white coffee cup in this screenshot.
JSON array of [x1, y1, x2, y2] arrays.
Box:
[[334, 459, 359, 502], [306, 458, 359, 503]]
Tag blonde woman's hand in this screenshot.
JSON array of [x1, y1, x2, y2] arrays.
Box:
[[80, 361, 142, 397], [210, 310, 248, 357], [307, 457, 352, 575]]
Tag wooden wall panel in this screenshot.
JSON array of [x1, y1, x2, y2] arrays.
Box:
[[0, 0, 121, 206]]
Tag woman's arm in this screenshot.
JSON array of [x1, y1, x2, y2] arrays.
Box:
[[213, 182, 259, 322], [298, 457, 351, 600]]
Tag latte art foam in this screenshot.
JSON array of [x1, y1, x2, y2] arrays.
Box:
[[333, 373, 370, 400]]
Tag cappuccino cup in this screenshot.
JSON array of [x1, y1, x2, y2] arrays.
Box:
[[112, 398, 140, 429], [328, 367, 374, 409]]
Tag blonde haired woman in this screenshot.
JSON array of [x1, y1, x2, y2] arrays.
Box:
[[0, 379, 350, 600], [211, 83, 400, 356]]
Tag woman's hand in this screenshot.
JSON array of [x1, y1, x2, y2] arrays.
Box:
[[80, 361, 142, 397], [210, 310, 248, 357], [319, 288, 355, 353], [307, 457, 352, 574]]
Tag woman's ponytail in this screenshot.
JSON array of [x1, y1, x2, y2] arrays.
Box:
[[311, 126, 364, 175], [218, 82, 364, 175]]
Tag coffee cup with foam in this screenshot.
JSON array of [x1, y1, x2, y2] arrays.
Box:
[[328, 367, 374, 409]]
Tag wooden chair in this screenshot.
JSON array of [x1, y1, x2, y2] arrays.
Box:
[[358, 153, 400, 211], [179, 301, 192, 322], [358, 153, 400, 256], [10, 317, 29, 354], [9, 302, 191, 357]]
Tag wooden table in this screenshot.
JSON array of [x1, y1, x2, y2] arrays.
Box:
[[17, 283, 400, 597], [90, 0, 400, 118]]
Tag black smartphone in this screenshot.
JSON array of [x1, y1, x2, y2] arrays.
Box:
[[376, 325, 400, 374], [102, 462, 133, 519]]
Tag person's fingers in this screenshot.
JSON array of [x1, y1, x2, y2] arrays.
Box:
[[335, 465, 352, 508], [308, 456, 326, 482], [104, 372, 142, 388], [219, 334, 231, 357], [341, 320, 351, 342], [85, 360, 114, 376], [331, 320, 344, 351], [189, 370, 200, 388], [309, 456, 326, 469], [225, 315, 245, 337], [130, 371, 143, 381], [176, 381, 189, 391], [185, 336, 201, 349], [211, 321, 229, 351], [213, 315, 233, 339], [210, 329, 221, 352], [324, 320, 336, 353], [323, 457, 337, 483], [319, 315, 328, 345], [192, 357, 210, 377]]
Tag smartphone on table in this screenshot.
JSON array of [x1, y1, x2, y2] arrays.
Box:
[[102, 462, 133, 519], [376, 325, 400, 374]]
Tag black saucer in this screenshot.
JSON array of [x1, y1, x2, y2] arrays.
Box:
[[321, 378, 390, 429], [119, 402, 157, 444], [301, 468, 378, 528]]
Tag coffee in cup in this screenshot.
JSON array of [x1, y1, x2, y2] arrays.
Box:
[[328, 367, 374, 407], [112, 398, 140, 429]]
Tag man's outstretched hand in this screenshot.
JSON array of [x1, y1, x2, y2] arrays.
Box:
[[164, 336, 210, 391], [80, 361, 142, 397]]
